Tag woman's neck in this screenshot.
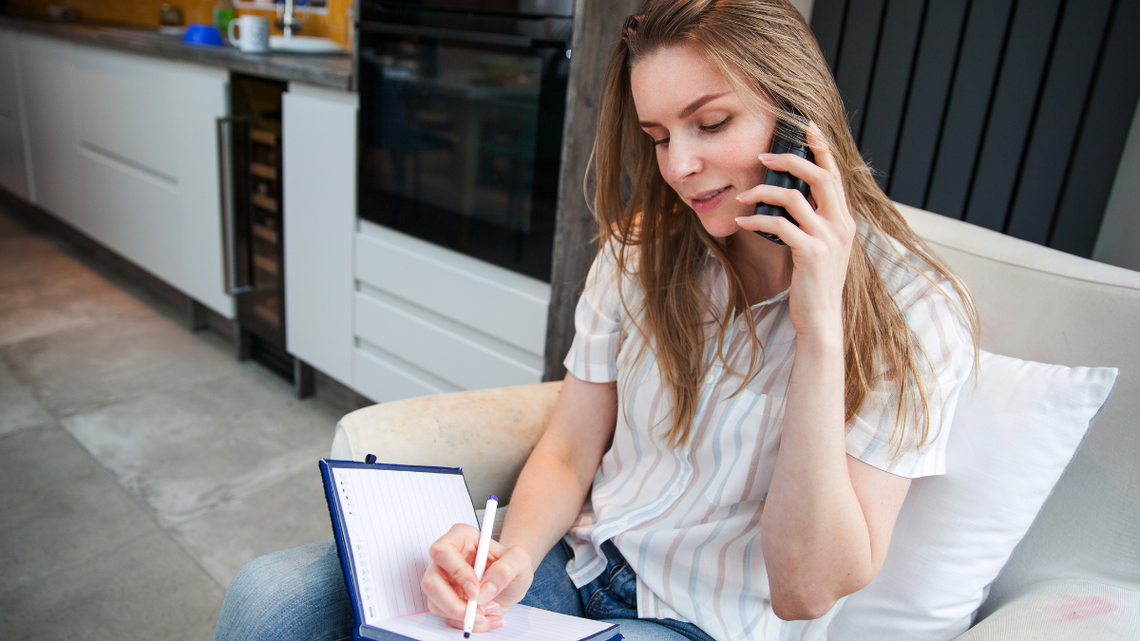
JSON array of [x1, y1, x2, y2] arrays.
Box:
[[726, 229, 793, 306]]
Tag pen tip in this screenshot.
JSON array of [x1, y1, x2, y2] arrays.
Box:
[[489, 495, 497, 501], [464, 633, 471, 638]]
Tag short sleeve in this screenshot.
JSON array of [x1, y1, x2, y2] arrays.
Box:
[[563, 245, 626, 383], [845, 242, 975, 479]]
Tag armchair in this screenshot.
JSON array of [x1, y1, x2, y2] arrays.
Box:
[[331, 204, 1140, 639]]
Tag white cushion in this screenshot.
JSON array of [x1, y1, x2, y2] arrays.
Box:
[[828, 350, 1118, 640]]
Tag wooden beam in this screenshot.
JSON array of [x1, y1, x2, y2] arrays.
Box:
[[543, 0, 642, 382]]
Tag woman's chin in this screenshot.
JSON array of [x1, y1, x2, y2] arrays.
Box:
[[696, 212, 747, 239]]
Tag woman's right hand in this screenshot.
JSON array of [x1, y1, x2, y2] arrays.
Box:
[[420, 523, 535, 633]]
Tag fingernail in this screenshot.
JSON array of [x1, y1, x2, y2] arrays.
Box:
[[759, 153, 777, 162], [734, 217, 748, 222], [464, 581, 478, 599], [483, 602, 500, 615], [481, 582, 499, 599]]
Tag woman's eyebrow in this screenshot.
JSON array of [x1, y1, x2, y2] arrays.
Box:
[[639, 91, 732, 129]]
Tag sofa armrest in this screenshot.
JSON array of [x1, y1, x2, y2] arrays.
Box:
[[331, 382, 563, 505], [952, 579, 1140, 640]]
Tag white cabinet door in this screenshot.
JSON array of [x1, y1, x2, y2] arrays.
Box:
[[73, 46, 184, 289], [17, 33, 81, 224], [69, 46, 232, 317], [282, 83, 357, 386], [0, 28, 30, 199], [170, 62, 231, 317]]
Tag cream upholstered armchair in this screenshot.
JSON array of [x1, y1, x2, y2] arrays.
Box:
[[331, 381, 559, 508], [330, 205, 1140, 640]]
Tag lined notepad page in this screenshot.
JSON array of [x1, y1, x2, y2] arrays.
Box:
[[330, 467, 478, 627]]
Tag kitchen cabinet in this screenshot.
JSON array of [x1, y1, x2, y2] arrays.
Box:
[[6, 23, 549, 405], [0, 28, 29, 199], [282, 81, 550, 402], [71, 46, 231, 316], [16, 33, 81, 222], [282, 83, 357, 387], [11, 34, 233, 318]]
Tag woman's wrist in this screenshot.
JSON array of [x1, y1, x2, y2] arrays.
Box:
[[498, 526, 550, 574], [794, 326, 844, 356]]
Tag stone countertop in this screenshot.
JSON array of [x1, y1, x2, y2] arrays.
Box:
[[0, 15, 354, 91]]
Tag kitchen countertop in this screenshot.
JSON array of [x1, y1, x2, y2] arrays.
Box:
[[0, 15, 353, 91]]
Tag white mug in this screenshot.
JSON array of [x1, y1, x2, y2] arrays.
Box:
[[228, 15, 270, 53]]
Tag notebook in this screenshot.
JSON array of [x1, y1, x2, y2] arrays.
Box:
[[319, 459, 621, 641]]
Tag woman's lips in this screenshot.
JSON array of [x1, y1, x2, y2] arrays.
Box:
[[690, 186, 731, 214]]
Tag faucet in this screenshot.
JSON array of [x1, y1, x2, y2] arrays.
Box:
[[279, 0, 302, 38]]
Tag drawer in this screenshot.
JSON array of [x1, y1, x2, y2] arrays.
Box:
[[355, 221, 549, 357], [355, 289, 543, 393], [353, 345, 457, 404]]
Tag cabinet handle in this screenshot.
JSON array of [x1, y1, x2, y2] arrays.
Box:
[[217, 116, 254, 295]]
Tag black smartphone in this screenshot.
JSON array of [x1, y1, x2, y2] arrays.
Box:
[[752, 116, 814, 245]]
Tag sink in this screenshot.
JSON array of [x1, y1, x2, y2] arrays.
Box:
[[269, 36, 344, 54]]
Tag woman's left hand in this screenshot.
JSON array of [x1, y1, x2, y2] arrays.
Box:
[[733, 122, 856, 341]]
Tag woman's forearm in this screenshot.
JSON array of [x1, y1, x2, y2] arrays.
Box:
[[497, 449, 595, 570], [760, 332, 875, 619], [498, 374, 618, 571]]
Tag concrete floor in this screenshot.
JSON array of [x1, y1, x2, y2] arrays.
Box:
[[0, 205, 347, 640]]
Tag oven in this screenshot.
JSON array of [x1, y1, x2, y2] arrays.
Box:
[[356, 1, 573, 282]]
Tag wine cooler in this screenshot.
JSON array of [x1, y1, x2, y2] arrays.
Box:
[[218, 73, 314, 397]]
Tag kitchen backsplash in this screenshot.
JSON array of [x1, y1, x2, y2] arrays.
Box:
[[7, 0, 354, 46]]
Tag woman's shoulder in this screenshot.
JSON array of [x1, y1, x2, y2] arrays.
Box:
[[862, 226, 961, 313], [580, 235, 646, 313]]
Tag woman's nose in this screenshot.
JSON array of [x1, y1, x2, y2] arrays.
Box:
[[661, 138, 702, 183]]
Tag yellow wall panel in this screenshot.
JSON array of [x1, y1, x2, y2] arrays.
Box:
[[9, 0, 353, 46]]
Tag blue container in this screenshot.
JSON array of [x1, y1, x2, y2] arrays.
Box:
[[182, 23, 225, 47]]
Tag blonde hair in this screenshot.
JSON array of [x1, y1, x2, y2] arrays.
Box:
[[592, 0, 980, 449]]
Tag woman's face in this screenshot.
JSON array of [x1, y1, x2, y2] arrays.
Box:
[[631, 44, 777, 238]]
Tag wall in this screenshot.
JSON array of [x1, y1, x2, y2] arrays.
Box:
[[1092, 99, 1140, 273], [789, 0, 813, 21], [6, 0, 353, 45], [808, 0, 1140, 260]]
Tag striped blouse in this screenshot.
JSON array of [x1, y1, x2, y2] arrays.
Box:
[[561, 230, 974, 641]]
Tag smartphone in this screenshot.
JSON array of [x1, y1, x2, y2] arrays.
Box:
[[752, 116, 814, 245]]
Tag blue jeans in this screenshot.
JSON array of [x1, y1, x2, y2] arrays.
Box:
[[213, 538, 715, 641]]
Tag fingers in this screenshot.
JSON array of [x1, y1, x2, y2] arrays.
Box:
[[735, 209, 807, 246], [804, 122, 839, 177], [477, 544, 533, 605], [421, 560, 471, 620], [422, 524, 528, 634], [427, 523, 482, 598], [422, 561, 505, 633], [426, 599, 503, 633], [736, 122, 847, 224], [736, 122, 854, 246], [751, 153, 838, 222], [421, 524, 484, 625], [802, 122, 849, 223]]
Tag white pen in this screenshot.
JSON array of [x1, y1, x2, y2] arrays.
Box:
[[463, 495, 498, 638]]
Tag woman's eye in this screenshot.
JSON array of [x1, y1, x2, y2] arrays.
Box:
[[653, 137, 670, 147], [700, 117, 731, 133]]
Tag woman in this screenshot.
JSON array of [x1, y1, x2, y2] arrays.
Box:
[[213, 1, 978, 640]]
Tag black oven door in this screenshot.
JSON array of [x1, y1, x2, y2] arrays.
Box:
[[357, 9, 570, 282]]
